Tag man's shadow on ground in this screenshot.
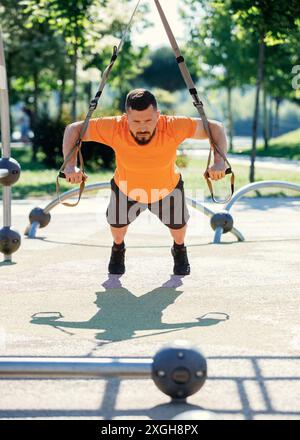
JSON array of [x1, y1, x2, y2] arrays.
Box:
[[31, 275, 229, 346]]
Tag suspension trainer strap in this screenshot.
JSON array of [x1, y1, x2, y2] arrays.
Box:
[[153, 0, 234, 204], [56, 0, 141, 207]]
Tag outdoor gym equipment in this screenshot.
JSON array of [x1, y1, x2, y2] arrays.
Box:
[[0, 157, 21, 186], [0, 29, 21, 263], [211, 180, 300, 244], [0, 341, 207, 402], [25, 179, 300, 244], [24, 181, 244, 242], [152, 342, 207, 399], [210, 211, 234, 234]]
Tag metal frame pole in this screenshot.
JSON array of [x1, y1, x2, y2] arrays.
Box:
[[213, 181, 300, 243], [0, 28, 12, 262], [225, 181, 300, 212], [185, 196, 244, 242], [0, 357, 152, 379], [25, 183, 244, 241]]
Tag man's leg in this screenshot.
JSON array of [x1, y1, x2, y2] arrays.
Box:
[[167, 180, 190, 275], [169, 224, 188, 245], [110, 225, 129, 245], [169, 224, 190, 276], [106, 179, 130, 275], [150, 177, 191, 276], [107, 179, 147, 274], [107, 226, 129, 275]]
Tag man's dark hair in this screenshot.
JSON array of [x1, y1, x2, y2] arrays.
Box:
[[125, 89, 157, 112]]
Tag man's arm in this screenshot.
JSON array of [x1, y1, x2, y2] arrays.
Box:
[[62, 117, 115, 184], [191, 118, 228, 181], [63, 122, 83, 167], [62, 121, 86, 184]]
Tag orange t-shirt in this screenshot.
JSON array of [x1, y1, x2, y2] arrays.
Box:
[[84, 114, 197, 203]]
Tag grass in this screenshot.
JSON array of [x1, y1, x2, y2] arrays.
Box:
[[240, 128, 300, 160], [1, 147, 299, 200], [182, 157, 300, 199], [10, 169, 115, 199], [1, 147, 115, 199]]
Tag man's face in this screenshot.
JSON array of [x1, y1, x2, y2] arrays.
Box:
[[126, 105, 160, 145]]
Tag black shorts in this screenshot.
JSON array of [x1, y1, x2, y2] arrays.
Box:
[[106, 175, 190, 230]]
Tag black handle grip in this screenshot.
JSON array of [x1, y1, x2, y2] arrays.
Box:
[[59, 172, 66, 179], [225, 168, 232, 176]]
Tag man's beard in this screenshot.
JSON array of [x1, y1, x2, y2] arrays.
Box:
[[130, 129, 156, 146]]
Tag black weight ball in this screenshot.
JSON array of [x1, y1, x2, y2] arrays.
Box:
[[151, 341, 207, 400], [210, 211, 234, 234], [29, 208, 51, 229], [0, 158, 21, 186], [0, 227, 21, 255]]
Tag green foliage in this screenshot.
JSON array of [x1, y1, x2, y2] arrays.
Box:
[[181, 0, 300, 96], [138, 46, 198, 92], [223, 124, 300, 160], [1, 0, 151, 119], [81, 142, 115, 171], [230, 0, 300, 39], [181, 0, 257, 89], [256, 128, 300, 160], [22, 0, 98, 52], [86, 39, 150, 111], [272, 128, 300, 144], [151, 88, 177, 113], [8, 147, 300, 199], [31, 114, 69, 168], [176, 153, 190, 168], [31, 113, 115, 170], [25, 0, 151, 109]]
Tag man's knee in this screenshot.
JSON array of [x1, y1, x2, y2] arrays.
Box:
[[110, 225, 128, 242], [169, 223, 188, 232]]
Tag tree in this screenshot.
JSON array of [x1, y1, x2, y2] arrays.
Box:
[[21, 0, 151, 119], [138, 46, 198, 93], [230, 0, 300, 181], [22, 0, 101, 121], [0, 0, 71, 158], [84, 0, 151, 111], [264, 26, 300, 141], [182, 0, 300, 179], [181, 0, 256, 151], [86, 39, 150, 112]]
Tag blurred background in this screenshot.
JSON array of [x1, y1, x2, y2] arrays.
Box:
[[0, 0, 299, 198]]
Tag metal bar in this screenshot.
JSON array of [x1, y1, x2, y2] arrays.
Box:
[[211, 180, 300, 243], [0, 28, 12, 262], [186, 196, 244, 242], [213, 227, 223, 244], [0, 29, 11, 227], [44, 182, 111, 214], [0, 357, 152, 379], [25, 183, 111, 237], [154, 0, 195, 90], [0, 29, 10, 158], [225, 181, 300, 212], [185, 196, 216, 218], [26, 183, 245, 242], [3, 187, 11, 227], [27, 221, 40, 239]]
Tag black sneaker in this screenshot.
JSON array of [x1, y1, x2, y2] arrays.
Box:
[[108, 244, 126, 275], [171, 245, 191, 276]]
